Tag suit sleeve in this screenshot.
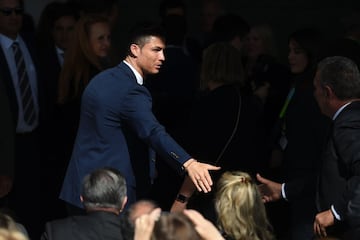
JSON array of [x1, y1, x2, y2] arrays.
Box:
[[121, 85, 191, 172], [333, 123, 360, 223]]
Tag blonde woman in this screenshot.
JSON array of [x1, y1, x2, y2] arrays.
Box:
[[215, 171, 274, 240]]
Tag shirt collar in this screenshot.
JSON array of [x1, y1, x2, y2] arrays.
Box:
[[332, 102, 352, 120], [123, 60, 143, 85], [0, 33, 20, 49], [55, 45, 64, 55]]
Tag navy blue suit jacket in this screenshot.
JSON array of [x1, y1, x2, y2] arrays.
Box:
[[60, 62, 191, 208]]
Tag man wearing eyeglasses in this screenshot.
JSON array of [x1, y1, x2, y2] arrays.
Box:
[[0, 0, 43, 239]]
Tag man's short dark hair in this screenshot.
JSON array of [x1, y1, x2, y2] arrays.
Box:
[[126, 21, 165, 55], [317, 56, 360, 100]]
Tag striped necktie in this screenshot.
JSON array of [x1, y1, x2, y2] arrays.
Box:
[[12, 42, 36, 125]]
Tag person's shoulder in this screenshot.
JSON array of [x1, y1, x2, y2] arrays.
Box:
[[43, 215, 87, 240], [100, 63, 134, 80], [338, 101, 360, 122], [46, 215, 82, 227], [88, 65, 124, 87]]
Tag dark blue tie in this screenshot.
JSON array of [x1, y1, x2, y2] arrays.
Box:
[[12, 42, 36, 125]]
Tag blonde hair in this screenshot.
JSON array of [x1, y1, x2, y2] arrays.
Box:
[[0, 230, 27, 240], [200, 42, 245, 90], [58, 14, 110, 104], [215, 171, 274, 240]]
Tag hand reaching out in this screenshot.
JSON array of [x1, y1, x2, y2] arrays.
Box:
[[256, 173, 282, 202], [184, 159, 220, 193]]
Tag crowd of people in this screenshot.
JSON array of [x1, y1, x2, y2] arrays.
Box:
[[1, 0, 360, 239]]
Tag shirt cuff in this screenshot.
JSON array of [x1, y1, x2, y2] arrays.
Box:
[[281, 183, 287, 200], [331, 205, 341, 221]]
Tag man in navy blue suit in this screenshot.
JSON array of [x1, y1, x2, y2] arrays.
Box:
[[60, 22, 220, 211]]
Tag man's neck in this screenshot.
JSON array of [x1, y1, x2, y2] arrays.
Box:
[[124, 56, 143, 77]]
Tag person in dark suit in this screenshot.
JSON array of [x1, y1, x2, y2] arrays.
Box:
[[312, 56, 360, 239], [0, 0, 44, 237], [42, 167, 127, 240], [257, 56, 360, 239], [60, 22, 220, 212]]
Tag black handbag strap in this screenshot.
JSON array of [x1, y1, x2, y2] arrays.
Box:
[[215, 87, 242, 165]]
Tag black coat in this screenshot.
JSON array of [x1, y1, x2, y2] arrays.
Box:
[[318, 101, 360, 237], [182, 84, 266, 223], [41, 211, 124, 240]]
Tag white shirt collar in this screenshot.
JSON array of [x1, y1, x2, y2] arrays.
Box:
[[332, 102, 352, 120], [55, 45, 64, 55], [123, 60, 143, 85], [0, 33, 20, 49], [55, 45, 64, 66]]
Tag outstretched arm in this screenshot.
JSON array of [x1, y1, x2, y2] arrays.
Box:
[[171, 175, 196, 212]]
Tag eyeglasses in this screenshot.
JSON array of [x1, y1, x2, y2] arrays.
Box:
[[0, 7, 23, 16]]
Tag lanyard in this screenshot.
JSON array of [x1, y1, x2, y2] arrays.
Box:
[[279, 87, 295, 119]]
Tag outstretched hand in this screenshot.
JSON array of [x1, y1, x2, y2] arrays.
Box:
[[256, 173, 282, 202], [184, 159, 220, 193]]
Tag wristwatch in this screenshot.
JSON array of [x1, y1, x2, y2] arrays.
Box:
[[175, 194, 189, 203]]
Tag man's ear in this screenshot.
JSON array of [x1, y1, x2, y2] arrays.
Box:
[[324, 85, 333, 99], [80, 195, 84, 203], [130, 44, 139, 58]]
